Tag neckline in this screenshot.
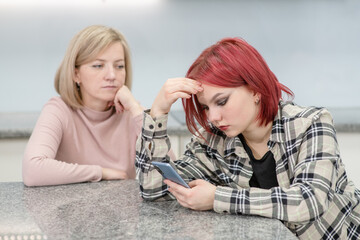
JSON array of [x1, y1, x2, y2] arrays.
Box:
[[80, 106, 115, 122], [239, 134, 270, 161]]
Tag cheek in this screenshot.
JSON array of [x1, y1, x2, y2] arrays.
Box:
[[119, 72, 126, 83], [226, 103, 249, 122]]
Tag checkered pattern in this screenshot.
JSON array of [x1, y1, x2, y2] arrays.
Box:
[[136, 102, 360, 239]]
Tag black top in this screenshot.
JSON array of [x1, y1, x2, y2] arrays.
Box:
[[239, 134, 279, 189]]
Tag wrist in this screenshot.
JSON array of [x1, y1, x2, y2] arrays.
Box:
[[150, 108, 167, 119], [129, 102, 143, 117]]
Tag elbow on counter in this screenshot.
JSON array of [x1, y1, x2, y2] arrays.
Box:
[[22, 155, 46, 187]]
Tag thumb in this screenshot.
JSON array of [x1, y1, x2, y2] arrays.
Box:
[[188, 179, 202, 188]]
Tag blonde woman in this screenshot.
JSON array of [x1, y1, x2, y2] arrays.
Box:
[[23, 25, 143, 186]]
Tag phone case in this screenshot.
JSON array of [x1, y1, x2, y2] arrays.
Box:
[[151, 162, 190, 188]]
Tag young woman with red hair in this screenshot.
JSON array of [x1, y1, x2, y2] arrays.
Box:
[[135, 38, 360, 239]]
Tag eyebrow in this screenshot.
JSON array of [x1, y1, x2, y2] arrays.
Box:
[[94, 58, 125, 62], [198, 92, 225, 106]]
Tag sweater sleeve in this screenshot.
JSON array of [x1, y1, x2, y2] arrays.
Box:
[[22, 98, 102, 186]]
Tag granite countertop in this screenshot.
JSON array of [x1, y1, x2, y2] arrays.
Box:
[[0, 180, 297, 239], [1, 108, 360, 138]]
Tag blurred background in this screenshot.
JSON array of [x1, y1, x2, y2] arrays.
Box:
[[0, 0, 359, 184]]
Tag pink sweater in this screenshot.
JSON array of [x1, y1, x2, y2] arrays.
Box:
[[23, 96, 143, 186]]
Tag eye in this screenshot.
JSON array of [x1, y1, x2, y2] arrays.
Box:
[[217, 97, 228, 106], [92, 64, 103, 68], [201, 105, 209, 111], [116, 64, 125, 69]]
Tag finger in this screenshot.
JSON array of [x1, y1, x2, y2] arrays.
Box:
[[114, 100, 124, 113], [170, 77, 201, 85], [164, 179, 189, 195], [188, 180, 199, 188], [170, 92, 192, 101], [164, 179, 178, 188], [169, 86, 203, 96], [167, 186, 189, 207], [158, 92, 192, 109], [164, 179, 183, 191], [164, 78, 202, 92], [166, 81, 203, 95]]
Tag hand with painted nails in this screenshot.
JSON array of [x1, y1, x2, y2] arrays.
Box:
[[150, 78, 203, 118]]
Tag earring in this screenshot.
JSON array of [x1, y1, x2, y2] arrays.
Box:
[[255, 99, 260, 105], [76, 82, 80, 87]]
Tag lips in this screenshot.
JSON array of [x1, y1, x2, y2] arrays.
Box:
[[218, 125, 229, 131]]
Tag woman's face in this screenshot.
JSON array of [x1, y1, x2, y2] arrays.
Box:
[[75, 42, 126, 111], [196, 83, 260, 138]]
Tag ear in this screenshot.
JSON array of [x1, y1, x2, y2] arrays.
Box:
[[254, 92, 261, 104], [73, 68, 81, 83]]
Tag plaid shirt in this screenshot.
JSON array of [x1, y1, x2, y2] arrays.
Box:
[[136, 101, 360, 239]]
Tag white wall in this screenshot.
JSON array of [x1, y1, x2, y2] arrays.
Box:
[[0, 0, 359, 113]]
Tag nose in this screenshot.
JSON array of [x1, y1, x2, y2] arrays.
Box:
[[105, 65, 116, 81], [207, 108, 222, 123]]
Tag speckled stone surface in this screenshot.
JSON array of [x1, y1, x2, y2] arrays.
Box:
[[0, 180, 297, 240]]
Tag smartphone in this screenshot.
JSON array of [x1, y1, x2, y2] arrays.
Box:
[[151, 162, 190, 188]]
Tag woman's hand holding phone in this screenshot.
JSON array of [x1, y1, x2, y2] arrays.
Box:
[[164, 179, 216, 211], [151, 161, 216, 211]]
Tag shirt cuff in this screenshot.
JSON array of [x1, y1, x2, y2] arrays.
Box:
[[142, 110, 169, 139], [213, 186, 234, 214]]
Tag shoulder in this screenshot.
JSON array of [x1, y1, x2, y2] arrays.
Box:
[[279, 101, 333, 124], [43, 96, 73, 113], [276, 101, 334, 139], [40, 96, 74, 122]]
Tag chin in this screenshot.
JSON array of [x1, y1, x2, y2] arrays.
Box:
[[103, 93, 116, 100], [224, 132, 237, 138], [224, 130, 242, 138]]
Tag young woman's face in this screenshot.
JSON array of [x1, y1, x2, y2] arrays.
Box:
[[75, 42, 126, 111], [196, 84, 260, 137]]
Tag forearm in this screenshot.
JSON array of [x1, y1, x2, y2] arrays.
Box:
[[135, 111, 174, 200], [214, 183, 330, 224], [23, 155, 102, 186], [23, 106, 102, 186]]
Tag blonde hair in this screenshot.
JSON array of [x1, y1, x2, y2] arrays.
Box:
[[54, 25, 133, 109]]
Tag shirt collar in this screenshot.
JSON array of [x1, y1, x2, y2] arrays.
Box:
[[269, 102, 286, 144]]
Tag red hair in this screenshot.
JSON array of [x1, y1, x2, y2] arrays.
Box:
[[182, 37, 293, 137]]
